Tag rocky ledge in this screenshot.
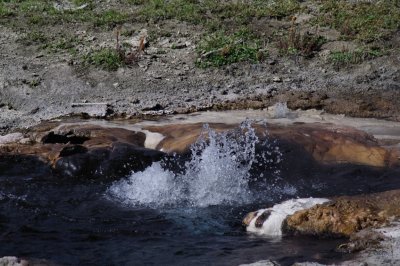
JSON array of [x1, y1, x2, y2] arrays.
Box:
[[1, 119, 399, 180]]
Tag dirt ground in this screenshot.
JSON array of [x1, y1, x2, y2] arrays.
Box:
[[0, 1, 399, 134]]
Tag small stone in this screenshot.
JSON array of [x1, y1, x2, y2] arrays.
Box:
[[0, 257, 29, 266], [272, 76, 282, 83], [113, 82, 119, 88], [131, 98, 140, 104]]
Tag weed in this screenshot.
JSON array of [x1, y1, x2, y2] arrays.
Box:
[[116, 26, 147, 65], [196, 30, 264, 68], [29, 78, 41, 88], [84, 48, 123, 71], [278, 17, 326, 57]]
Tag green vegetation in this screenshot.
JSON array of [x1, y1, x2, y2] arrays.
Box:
[[0, 2, 13, 18], [315, 0, 400, 44], [328, 47, 386, 66], [84, 48, 123, 71], [196, 30, 264, 67], [134, 0, 301, 29], [0, 0, 397, 70], [0, 0, 129, 28], [129, 0, 300, 67], [93, 10, 128, 28]]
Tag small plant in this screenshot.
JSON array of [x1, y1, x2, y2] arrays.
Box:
[[84, 48, 123, 71], [29, 78, 41, 88], [115, 26, 147, 65], [196, 30, 264, 68], [278, 17, 326, 58]]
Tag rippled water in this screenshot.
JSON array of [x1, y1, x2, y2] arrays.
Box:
[[1, 121, 400, 265]]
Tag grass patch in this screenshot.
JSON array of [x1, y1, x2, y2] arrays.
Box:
[[0, 0, 127, 28], [196, 30, 265, 68], [0, 2, 14, 18], [315, 0, 400, 44], [84, 48, 123, 71], [135, 0, 301, 29], [328, 47, 386, 66]]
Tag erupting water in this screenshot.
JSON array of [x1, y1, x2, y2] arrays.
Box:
[[108, 120, 282, 208]]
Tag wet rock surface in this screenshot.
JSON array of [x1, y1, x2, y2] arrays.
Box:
[[0, 124, 164, 179]]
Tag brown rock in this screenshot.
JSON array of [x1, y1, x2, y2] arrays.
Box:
[[144, 123, 235, 153], [284, 189, 400, 237]]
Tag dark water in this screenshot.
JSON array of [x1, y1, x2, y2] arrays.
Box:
[[2, 156, 400, 266], [0, 175, 348, 266]]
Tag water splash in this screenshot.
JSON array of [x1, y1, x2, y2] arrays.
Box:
[[273, 102, 289, 118], [108, 120, 281, 208]]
